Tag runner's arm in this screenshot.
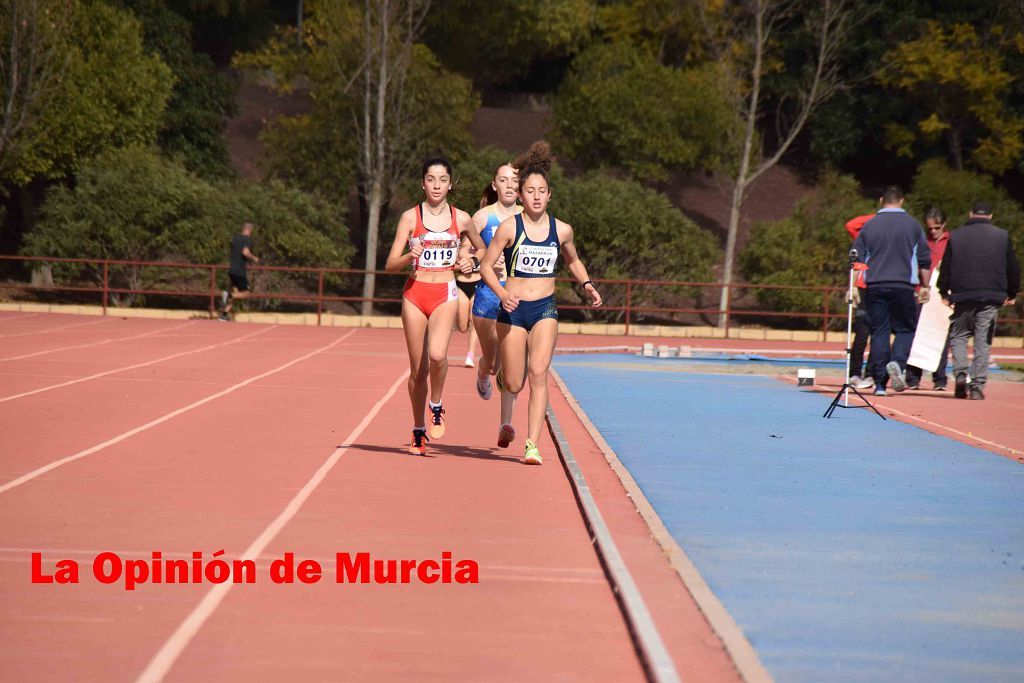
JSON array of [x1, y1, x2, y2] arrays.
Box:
[[559, 223, 602, 308], [384, 210, 419, 272]]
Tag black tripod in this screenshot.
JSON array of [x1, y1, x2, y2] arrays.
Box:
[[824, 249, 886, 420]]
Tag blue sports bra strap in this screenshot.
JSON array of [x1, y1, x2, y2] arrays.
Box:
[[548, 215, 558, 244], [514, 212, 524, 235]]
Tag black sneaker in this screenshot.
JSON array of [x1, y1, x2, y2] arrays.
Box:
[[933, 383, 947, 391], [954, 373, 968, 399], [969, 387, 985, 400]]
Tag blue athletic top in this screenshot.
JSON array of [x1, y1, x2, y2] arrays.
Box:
[[481, 208, 502, 247], [505, 213, 560, 279]]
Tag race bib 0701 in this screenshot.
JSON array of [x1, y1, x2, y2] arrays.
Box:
[[516, 245, 558, 275]]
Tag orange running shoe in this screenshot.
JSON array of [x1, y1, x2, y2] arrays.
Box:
[[428, 404, 446, 439], [497, 423, 515, 448], [408, 428, 428, 456]]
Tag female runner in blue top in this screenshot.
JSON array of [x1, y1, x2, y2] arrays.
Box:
[[469, 162, 521, 449], [478, 142, 602, 465]]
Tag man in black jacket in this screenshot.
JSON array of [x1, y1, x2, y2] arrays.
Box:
[[937, 201, 1021, 400]]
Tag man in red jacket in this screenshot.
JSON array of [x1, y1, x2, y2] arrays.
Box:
[[845, 213, 874, 388]]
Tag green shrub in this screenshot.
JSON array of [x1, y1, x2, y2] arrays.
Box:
[[741, 171, 875, 324]]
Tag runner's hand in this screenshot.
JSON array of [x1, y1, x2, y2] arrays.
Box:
[[1005, 297, 1016, 307], [502, 293, 520, 312], [457, 255, 476, 274], [916, 288, 930, 304], [585, 283, 603, 308], [851, 288, 860, 306]]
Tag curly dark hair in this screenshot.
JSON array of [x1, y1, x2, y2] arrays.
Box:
[[513, 141, 554, 191]]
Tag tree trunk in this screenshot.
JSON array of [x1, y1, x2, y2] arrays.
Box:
[[360, 177, 383, 317], [948, 127, 964, 171], [359, 0, 390, 317], [719, 180, 746, 328], [296, 0, 303, 47]]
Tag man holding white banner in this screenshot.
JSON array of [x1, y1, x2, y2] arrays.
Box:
[[906, 208, 951, 390]]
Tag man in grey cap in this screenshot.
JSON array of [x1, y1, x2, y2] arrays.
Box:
[[937, 201, 1021, 399]]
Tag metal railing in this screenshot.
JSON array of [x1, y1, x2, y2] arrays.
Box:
[[2, 255, 1022, 344]]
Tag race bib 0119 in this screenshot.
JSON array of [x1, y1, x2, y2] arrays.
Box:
[[417, 233, 459, 270], [515, 245, 558, 275]]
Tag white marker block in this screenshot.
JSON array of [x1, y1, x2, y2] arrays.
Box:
[[797, 368, 816, 386]]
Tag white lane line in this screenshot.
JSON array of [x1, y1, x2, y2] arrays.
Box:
[[0, 329, 358, 495], [0, 326, 274, 403], [0, 321, 199, 362], [133, 368, 409, 683], [878, 403, 1023, 458], [0, 313, 41, 322], [0, 317, 112, 338]]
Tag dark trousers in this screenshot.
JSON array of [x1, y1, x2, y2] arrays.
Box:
[[850, 300, 871, 377], [906, 302, 949, 387], [865, 287, 918, 388]]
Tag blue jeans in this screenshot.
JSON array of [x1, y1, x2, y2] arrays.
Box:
[[865, 287, 917, 388]]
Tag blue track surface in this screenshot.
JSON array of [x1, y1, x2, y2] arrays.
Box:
[[554, 355, 1024, 682]]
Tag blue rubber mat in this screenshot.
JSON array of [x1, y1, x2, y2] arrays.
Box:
[[554, 355, 1024, 682]]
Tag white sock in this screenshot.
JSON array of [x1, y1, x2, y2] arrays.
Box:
[[413, 425, 425, 432], [429, 400, 442, 409]]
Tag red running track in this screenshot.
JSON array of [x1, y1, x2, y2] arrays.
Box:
[[0, 313, 740, 682]]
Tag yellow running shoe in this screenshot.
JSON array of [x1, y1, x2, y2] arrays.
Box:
[[523, 439, 542, 465], [428, 404, 446, 439]]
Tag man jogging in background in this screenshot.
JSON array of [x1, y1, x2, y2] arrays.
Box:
[[852, 186, 931, 396], [937, 201, 1021, 400], [220, 222, 260, 321]]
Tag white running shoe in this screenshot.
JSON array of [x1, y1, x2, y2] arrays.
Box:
[[464, 353, 475, 368], [852, 376, 874, 390], [475, 372, 492, 400], [886, 361, 906, 392]]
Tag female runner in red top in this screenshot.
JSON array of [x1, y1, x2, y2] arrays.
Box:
[[385, 157, 485, 455]]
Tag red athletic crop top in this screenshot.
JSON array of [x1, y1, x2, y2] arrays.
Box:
[[411, 204, 461, 272]]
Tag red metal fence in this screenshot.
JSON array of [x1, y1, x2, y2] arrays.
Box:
[[2, 255, 1022, 343]]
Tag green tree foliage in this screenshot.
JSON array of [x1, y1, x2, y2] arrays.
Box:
[[112, 0, 238, 178], [879, 21, 1024, 175], [595, 0, 702, 65], [424, 0, 595, 83], [22, 147, 352, 304], [740, 171, 874, 323], [551, 171, 720, 318], [2, 0, 174, 186], [551, 42, 737, 182], [241, 6, 477, 204], [909, 159, 1024, 247]]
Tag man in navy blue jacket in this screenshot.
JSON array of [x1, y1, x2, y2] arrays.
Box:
[[852, 186, 932, 395], [937, 201, 1021, 400]]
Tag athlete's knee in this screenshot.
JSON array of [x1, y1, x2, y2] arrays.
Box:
[[502, 371, 524, 395], [428, 351, 448, 369]]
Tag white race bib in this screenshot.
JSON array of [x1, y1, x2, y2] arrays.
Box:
[[515, 244, 558, 275], [417, 231, 459, 269]]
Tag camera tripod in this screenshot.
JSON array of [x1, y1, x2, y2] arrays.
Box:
[[824, 250, 886, 420]]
